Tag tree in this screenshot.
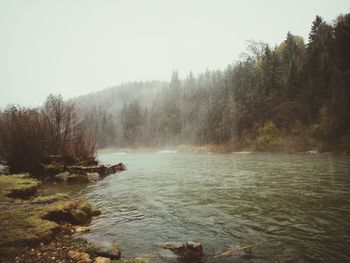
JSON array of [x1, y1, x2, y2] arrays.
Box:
[[0, 95, 96, 172]]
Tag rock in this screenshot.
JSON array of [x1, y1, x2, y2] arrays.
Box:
[[71, 209, 89, 224], [66, 163, 126, 176], [96, 247, 121, 260], [67, 173, 89, 183], [162, 242, 203, 260], [75, 226, 90, 233], [94, 257, 111, 263], [3, 174, 41, 199], [106, 163, 127, 174], [68, 250, 92, 262], [54, 171, 70, 182], [90, 208, 102, 216], [87, 172, 100, 181]]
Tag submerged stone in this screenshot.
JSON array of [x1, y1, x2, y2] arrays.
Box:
[[162, 242, 203, 261], [96, 246, 121, 260]]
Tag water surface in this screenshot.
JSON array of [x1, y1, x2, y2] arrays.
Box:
[[82, 152, 350, 262]]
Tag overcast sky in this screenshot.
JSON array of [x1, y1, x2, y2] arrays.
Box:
[[0, 0, 349, 107]]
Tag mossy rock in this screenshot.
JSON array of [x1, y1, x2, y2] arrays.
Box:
[[0, 174, 41, 199], [0, 174, 101, 258], [84, 242, 102, 256], [0, 198, 101, 247], [91, 208, 102, 216], [42, 199, 100, 225], [71, 209, 89, 224]]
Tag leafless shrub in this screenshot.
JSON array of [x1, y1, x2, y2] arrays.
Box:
[[0, 95, 96, 172]]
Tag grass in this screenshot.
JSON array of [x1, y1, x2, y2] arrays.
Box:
[[0, 206, 59, 247], [0, 173, 41, 200], [31, 192, 69, 204], [0, 174, 101, 256]]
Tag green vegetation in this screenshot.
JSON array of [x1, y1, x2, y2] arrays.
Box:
[[0, 175, 101, 256], [31, 192, 68, 204], [0, 174, 41, 199], [256, 121, 283, 152]]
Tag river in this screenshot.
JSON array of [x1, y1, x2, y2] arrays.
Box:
[[80, 151, 350, 262]]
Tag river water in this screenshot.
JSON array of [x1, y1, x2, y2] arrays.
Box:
[[81, 151, 350, 262]]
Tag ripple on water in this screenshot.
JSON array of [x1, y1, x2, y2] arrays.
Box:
[[82, 152, 350, 262]]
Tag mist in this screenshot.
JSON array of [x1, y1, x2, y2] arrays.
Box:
[[0, 0, 349, 107]]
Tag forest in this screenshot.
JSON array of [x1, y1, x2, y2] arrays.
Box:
[[78, 14, 350, 153], [1, 13, 350, 160], [0, 6, 350, 263]]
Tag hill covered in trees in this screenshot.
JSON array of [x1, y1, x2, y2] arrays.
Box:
[[75, 13, 350, 152]]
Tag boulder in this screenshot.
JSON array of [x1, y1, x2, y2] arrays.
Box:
[[66, 163, 125, 176], [162, 242, 203, 261], [96, 246, 121, 260], [87, 172, 100, 181], [75, 226, 90, 233], [49, 162, 126, 182]]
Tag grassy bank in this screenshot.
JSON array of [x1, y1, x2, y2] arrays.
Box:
[[0, 174, 149, 263], [177, 121, 350, 154]]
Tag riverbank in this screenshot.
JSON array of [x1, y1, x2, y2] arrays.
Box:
[[0, 174, 149, 263], [98, 132, 350, 154], [176, 136, 349, 154]]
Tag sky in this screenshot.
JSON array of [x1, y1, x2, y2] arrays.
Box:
[[0, 0, 349, 107]]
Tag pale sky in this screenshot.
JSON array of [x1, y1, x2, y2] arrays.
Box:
[[0, 0, 349, 107]]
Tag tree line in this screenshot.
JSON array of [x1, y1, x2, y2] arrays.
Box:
[[83, 13, 350, 152], [1, 13, 349, 160]]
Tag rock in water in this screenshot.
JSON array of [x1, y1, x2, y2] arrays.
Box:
[[87, 172, 100, 181], [162, 242, 203, 261], [75, 226, 90, 233], [96, 247, 121, 260]]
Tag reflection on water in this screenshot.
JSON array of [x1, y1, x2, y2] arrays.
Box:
[[81, 152, 350, 262]]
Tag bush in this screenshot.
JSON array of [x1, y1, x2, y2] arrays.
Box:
[[0, 107, 49, 172], [256, 121, 283, 151], [0, 95, 96, 173]]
